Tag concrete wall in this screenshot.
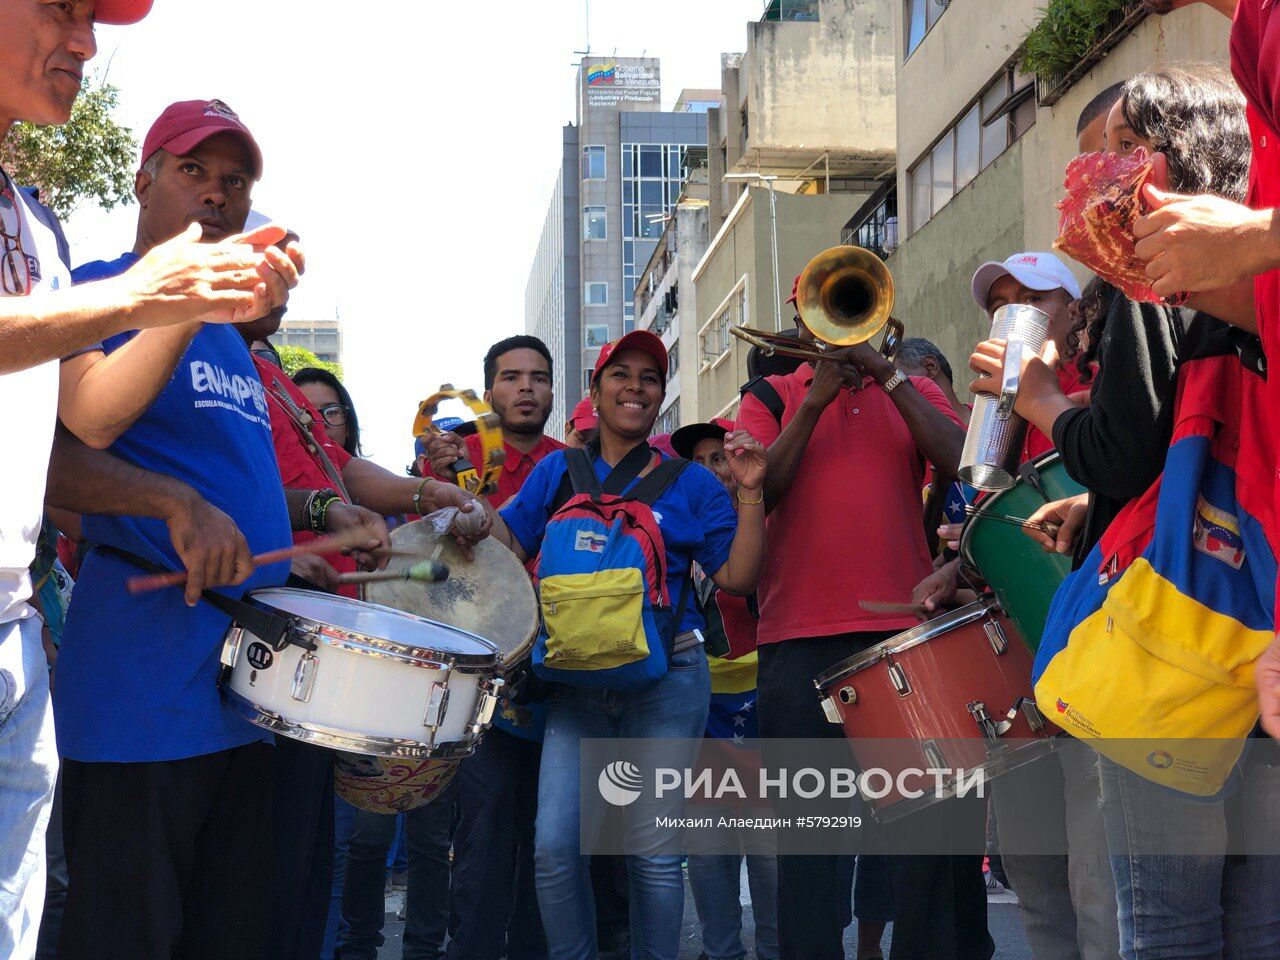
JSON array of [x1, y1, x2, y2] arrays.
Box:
[[675, 203, 710, 426], [745, 0, 897, 158], [693, 187, 867, 420], [886, 139, 1027, 379], [888, 4, 1233, 397]]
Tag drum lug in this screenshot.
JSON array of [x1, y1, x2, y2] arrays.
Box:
[[984, 621, 1008, 656], [888, 662, 910, 697], [221, 627, 245, 669], [820, 697, 842, 724], [291, 651, 319, 703], [472, 677, 506, 734], [1018, 696, 1046, 733], [923, 739, 947, 772], [423, 681, 450, 748]]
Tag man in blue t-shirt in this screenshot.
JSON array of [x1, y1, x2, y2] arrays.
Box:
[[45, 100, 376, 960]]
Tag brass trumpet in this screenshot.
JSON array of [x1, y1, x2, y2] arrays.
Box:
[[731, 245, 904, 363]]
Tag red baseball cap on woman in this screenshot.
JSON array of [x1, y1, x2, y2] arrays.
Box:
[[96, 0, 154, 24], [591, 330, 668, 383]]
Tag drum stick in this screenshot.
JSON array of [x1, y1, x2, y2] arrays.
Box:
[[125, 530, 382, 595], [859, 599, 930, 617], [337, 560, 450, 586], [963, 507, 1060, 538]]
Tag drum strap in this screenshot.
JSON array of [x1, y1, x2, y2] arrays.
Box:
[[93, 544, 308, 652], [265, 380, 352, 501]]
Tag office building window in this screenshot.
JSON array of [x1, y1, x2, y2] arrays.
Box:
[[583, 368, 594, 393], [581, 145, 605, 180], [583, 206, 607, 241], [904, 0, 946, 58], [584, 282, 608, 305], [621, 141, 692, 321], [909, 63, 1035, 233], [584, 324, 610, 349], [667, 342, 680, 381], [842, 187, 899, 259]]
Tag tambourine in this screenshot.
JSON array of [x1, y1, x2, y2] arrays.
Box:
[[413, 385, 505, 496]]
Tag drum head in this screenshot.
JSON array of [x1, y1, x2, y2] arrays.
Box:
[[249, 587, 495, 662], [363, 519, 538, 665]]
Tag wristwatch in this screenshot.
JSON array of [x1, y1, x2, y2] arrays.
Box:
[[881, 368, 908, 394]]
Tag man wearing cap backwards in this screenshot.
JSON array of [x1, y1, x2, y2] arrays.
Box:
[[42, 97, 348, 960], [735, 278, 968, 960], [0, 4, 309, 958]]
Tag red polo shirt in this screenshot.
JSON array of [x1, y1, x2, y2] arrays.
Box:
[[253, 356, 358, 593], [737, 366, 965, 643], [425, 432, 566, 509], [1022, 361, 1091, 462]]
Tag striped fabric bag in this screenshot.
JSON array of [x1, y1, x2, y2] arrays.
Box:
[[1033, 351, 1276, 796]]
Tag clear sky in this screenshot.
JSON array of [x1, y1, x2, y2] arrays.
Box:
[[64, 0, 765, 471]]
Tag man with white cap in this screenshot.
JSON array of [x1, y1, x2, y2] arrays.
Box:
[[0, 4, 305, 958], [970, 251, 1086, 461]]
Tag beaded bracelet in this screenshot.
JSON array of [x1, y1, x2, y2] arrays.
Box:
[[308, 489, 343, 533]]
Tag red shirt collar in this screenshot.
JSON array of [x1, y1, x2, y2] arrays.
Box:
[[501, 433, 561, 472]]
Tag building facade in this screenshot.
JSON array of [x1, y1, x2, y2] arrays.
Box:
[[635, 170, 712, 434], [878, 1, 1232, 383], [525, 56, 709, 433], [277, 315, 343, 366], [694, 0, 897, 422]]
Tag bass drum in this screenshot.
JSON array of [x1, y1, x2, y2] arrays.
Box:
[[335, 518, 539, 812]]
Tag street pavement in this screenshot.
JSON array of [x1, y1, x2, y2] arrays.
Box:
[[375, 869, 1033, 959]]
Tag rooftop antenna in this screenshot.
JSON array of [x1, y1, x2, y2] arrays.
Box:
[[573, 0, 590, 56]]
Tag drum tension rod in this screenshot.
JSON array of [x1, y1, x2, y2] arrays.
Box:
[[967, 701, 1014, 741]]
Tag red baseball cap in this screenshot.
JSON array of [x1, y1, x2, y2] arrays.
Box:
[[96, 0, 153, 24], [141, 99, 263, 179], [786, 274, 802, 308], [568, 397, 598, 432], [591, 330, 668, 383]]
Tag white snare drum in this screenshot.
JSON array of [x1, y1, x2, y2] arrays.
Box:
[[219, 587, 501, 759]]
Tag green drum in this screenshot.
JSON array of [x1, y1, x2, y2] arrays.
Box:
[[959, 452, 1085, 653]]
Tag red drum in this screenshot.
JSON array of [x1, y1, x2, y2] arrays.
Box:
[[813, 599, 1058, 822]]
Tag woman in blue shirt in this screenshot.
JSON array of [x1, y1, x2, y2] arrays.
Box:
[[488, 331, 767, 960]]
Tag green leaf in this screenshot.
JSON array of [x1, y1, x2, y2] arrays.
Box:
[[0, 74, 138, 218]]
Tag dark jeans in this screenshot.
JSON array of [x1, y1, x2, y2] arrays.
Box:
[[757, 634, 896, 960], [447, 727, 547, 960], [34, 772, 66, 960], [57, 742, 275, 960], [336, 781, 456, 960], [269, 737, 336, 960], [880, 796, 994, 960]]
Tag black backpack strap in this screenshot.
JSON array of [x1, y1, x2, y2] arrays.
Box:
[[601, 441, 657, 495], [94, 544, 303, 652], [564, 447, 602, 499], [628, 458, 691, 506], [740, 376, 786, 427]]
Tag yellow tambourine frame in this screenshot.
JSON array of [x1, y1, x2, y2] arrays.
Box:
[[413, 385, 506, 497]]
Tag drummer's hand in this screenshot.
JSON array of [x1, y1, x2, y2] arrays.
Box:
[[426, 431, 467, 478], [162, 490, 254, 606], [290, 554, 340, 593], [968, 338, 1067, 431], [1256, 635, 1280, 739], [1023, 494, 1089, 555], [911, 558, 963, 616], [324, 503, 391, 571], [937, 522, 964, 552]]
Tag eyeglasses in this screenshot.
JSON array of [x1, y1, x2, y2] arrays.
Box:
[[0, 187, 32, 297], [317, 403, 348, 427]]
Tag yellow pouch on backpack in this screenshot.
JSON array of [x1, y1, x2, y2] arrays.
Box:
[[539, 568, 648, 671]]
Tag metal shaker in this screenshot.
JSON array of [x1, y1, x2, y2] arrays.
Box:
[[958, 303, 1052, 491]]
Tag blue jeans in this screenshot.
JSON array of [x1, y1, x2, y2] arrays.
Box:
[[688, 853, 778, 960], [535, 645, 710, 960], [0, 615, 58, 960], [1099, 754, 1280, 959]]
